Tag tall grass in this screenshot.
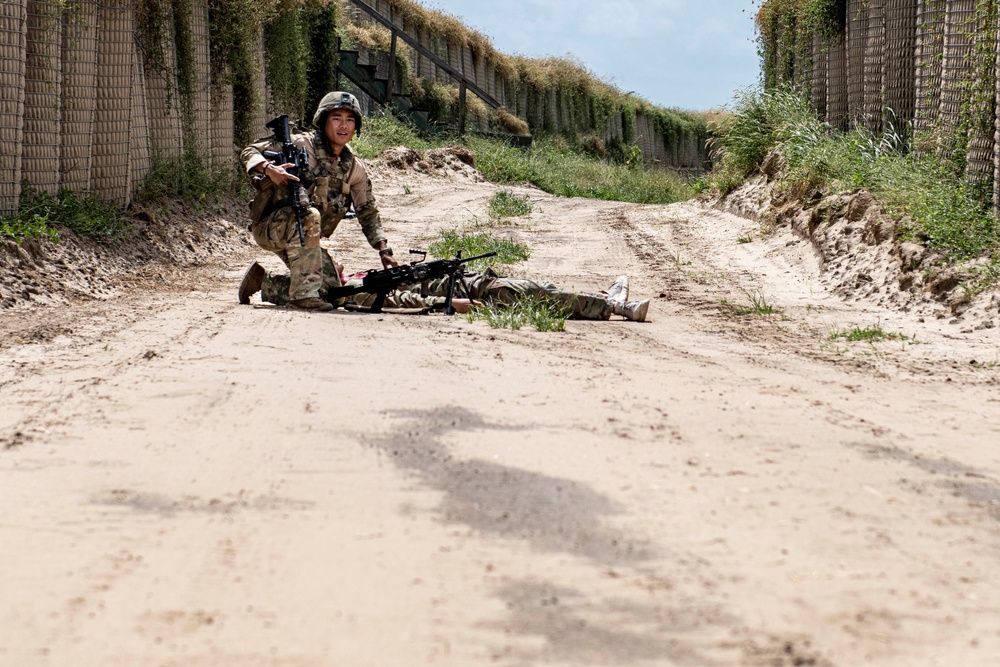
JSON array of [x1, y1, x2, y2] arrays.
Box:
[[352, 112, 693, 206], [466, 294, 570, 332], [488, 188, 532, 218], [427, 228, 530, 270], [467, 135, 693, 204], [1, 186, 126, 244], [351, 111, 434, 157], [709, 86, 1000, 261]]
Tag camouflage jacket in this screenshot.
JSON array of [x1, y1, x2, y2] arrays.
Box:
[[241, 130, 386, 247]]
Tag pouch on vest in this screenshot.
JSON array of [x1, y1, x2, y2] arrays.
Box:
[[311, 176, 330, 212], [249, 175, 277, 223]]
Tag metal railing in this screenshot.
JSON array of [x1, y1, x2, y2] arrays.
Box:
[[344, 0, 503, 134]]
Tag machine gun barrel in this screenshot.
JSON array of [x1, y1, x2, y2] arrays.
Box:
[[326, 250, 497, 313]]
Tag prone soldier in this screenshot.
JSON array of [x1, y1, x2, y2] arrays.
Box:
[[248, 263, 650, 321]]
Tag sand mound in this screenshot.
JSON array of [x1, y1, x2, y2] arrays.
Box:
[[713, 169, 1000, 332]]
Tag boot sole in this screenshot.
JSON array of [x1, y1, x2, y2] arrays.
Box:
[[238, 262, 266, 305]]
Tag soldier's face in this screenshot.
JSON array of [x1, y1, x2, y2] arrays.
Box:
[[325, 109, 356, 151]]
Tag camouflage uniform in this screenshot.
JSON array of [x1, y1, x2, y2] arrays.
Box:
[[241, 112, 385, 302], [261, 269, 613, 319]]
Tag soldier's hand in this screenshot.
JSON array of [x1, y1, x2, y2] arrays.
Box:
[[380, 253, 399, 269], [265, 162, 299, 186]]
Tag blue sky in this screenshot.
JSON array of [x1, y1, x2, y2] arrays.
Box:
[[420, 0, 762, 112]]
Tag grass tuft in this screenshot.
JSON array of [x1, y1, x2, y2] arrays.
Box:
[[488, 188, 533, 218], [723, 289, 780, 316], [466, 294, 570, 332], [2, 186, 126, 244], [830, 325, 909, 342], [427, 229, 530, 271]]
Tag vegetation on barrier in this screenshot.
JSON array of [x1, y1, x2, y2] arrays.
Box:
[[208, 0, 270, 146], [135, 153, 238, 204], [756, 0, 998, 182], [0, 186, 126, 245], [707, 87, 1000, 262], [337, 1, 707, 163], [756, 0, 845, 92]]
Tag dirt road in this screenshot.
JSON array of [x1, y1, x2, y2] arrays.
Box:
[[2, 167, 1000, 666]]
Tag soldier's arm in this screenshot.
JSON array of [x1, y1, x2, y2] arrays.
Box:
[[347, 158, 387, 249], [241, 139, 276, 175]]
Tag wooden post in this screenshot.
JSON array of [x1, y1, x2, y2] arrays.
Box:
[[387, 31, 397, 104], [459, 81, 467, 135], [333, 36, 341, 90]]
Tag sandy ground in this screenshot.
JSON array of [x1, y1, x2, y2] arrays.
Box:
[[2, 163, 1000, 667]]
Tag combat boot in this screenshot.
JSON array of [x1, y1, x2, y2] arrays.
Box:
[[289, 297, 334, 312], [238, 261, 266, 304], [611, 298, 649, 322], [606, 275, 629, 303]]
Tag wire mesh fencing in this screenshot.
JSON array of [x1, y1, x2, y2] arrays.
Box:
[[1, 0, 28, 214], [92, 0, 133, 206], [24, 0, 62, 197]]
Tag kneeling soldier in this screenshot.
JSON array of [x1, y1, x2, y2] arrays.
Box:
[[239, 91, 398, 311]]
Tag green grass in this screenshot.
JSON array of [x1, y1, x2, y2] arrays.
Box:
[[466, 294, 570, 332], [468, 134, 693, 204], [961, 254, 1000, 297], [352, 111, 434, 157], [427, 229, 530, 271], [488, 188, 533, 218], [353, 112, 694, 206], [829, 325, 909, 343], [723, 289, 780, 316], [1, 186, 126, 244], [136, 151, 236, 204], [709, 86, 1000, 262], [0, 210, 60, 243]]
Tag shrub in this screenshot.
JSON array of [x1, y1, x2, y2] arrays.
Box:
[[708, 86, 1000, 261], [12, 186, 126, 243]]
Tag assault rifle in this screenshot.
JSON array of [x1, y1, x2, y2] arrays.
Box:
[[327, 249, 497, 314], [261, 114, 310, 246]]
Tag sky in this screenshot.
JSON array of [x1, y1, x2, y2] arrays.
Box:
[[420, 0, 762, 112]]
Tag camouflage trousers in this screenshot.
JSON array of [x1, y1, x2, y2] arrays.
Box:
[[343, 271, 612, 319], [261, 252, 342, 306], [250, 205, 331, 301]]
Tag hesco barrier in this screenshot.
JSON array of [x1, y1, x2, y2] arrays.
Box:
[[1, 0, 27, 214], [0, 0, 709, 216], [758, 0, 1000, 205], [340, 0, 709, 175], [25, 0, 62, 197], [1, 0, 248, 214]]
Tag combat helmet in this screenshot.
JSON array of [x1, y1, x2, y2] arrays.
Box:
[[313, 91, 363, 135]]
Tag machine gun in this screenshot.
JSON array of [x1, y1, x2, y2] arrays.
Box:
[[261, 114, 310, 246], [326, 249, 497, 314]]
